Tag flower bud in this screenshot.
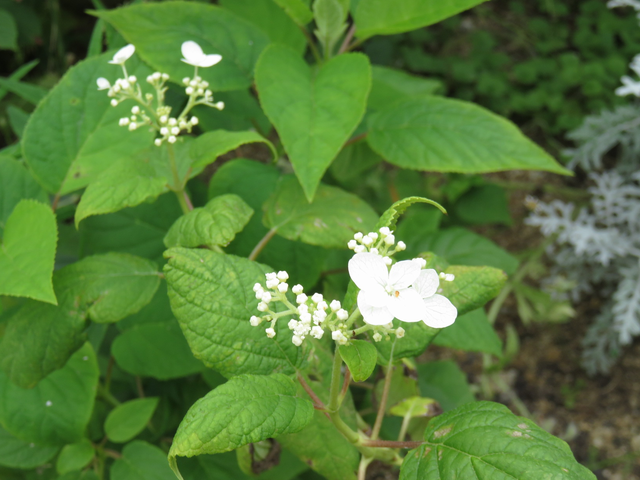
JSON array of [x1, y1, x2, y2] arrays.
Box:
[[257, 302, 268, 312], [171, 127, 180, 135], [292, 335, 303, 346], [311, 293, 323, 304], [336, 309, 348, 321], [396, 241, 406, 251], [396, 327, 405, 338], [311, 326, 324, 339], [348, 240, 357, 250], [330, 300, 341, 312], [261, 292, 272, 303], [250, 316, 261, 326], [168, 135, 177, 144], [186, 86, 194, 95], [361, 235, 373, 245], [154, 138, 162, 146], [384, 234, 395, 246], [296, 294, 308, 304], [277, 271, 289, 281], [373, 332, 383, 342], [190, 116, 199, 125], [354, 232, 363, 240], [183, 77, 190, 85], [383, 256, 392, 266], [266, 328, 276, 338], [277, 283, 288, 293], [379, 227, 391, 236], [292, 284, 304, 295]]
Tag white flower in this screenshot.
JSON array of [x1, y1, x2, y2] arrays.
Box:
[[336, 309, 348, 321], [311, 326, 324, 339], [250, 316, 261, 326], [266, 328, 276, 338], [348, 240, 357, 250], [109, 44, 135, 65], [96, 77, 111, 90], [412, 269, 457, 328], [396, 327, 405, 338], [396, 241, 406, 251], [330, 300, 341, 312], [311, 293, 323, 304], [292, 335, 303, 346], [296, 294, 308, 304], [181, 41, 222, 68], [292, 284, 304, 295], [348, 252, 425, 326], [277, 271, 289, 281], [277, 283, 288, 293], [379, 227, 391, 236]]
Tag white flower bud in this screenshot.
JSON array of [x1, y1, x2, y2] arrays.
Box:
[[348, 240, 357, 250], [354, 232, 363, 240], [261, 292, 272, 303], [292, 335, 303, 346], [311, 293, 323, 304], [370, 248, 379, 255], [160, 115, 168, 124], [154, 138, 162, 146], [292, 284, 304, 295], [215, 101, 225, 110], [445, 273, 455, 282], [373, 332, 383, 342], [396, 241, 406, 251], [161, 73, 169, 81], [128, 122, 137, 131], [146, 75, 154, 83], [197, 88, 204, 96], [298, 304, 308, 314], [145, 93, 153, 101], [266, 328, 276, 338], [110, 99, 118, 107], [160, 127, 169, 136], [369, 232, 378, 240], [332, 330, 342, 341], [168, 135, 177, 144], [277, 283, 288, 293], [361, 235, 373, 246], [277, 271, 289, 281], [168, 118, 177, 126], [384, 234, 395, 246], [171, 127, 180, 135], [311, 326, 324, 339], [119, 118, 130, 126], [336, 309, 348, 321], [317, 301, 328, 311], [396, 327, 405, 338], [152, 72, 161, 81], [266, 272, 277, 280], [330, 300, 341, 312], [131, 106, 140, 114], [354, 245, 365, 253], [96, 77, 111, 90], [288, 319, 298, 330], [190, 116, 199, 126], [250, 316, 261, 326], [253, 283, 263, 292], [266, 278, 280, 289], [439, 272, 446, 279], [296, 294, 308, 304], [257, 302, 268, 312], [299, 312, 311, 323], [186, 86, 194, 95], [383, 256, 392, 266], [413, 258, 427, 269], [379, 227, 391, 236], [183, 77, 190, 85]]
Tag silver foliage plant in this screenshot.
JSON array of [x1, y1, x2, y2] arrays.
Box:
[[525, 0, 640, 375]]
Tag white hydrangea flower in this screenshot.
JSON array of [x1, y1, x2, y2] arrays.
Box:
[[348, 252, 425, 325], [181, 41, 222, 68], [109, 44, 135, 65], [412, 269, 457, 328]]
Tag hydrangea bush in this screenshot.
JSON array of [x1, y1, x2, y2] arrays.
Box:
[[0, 1, 595, 479]]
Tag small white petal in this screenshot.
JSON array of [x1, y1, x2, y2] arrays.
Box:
[[414, 269, 439, 298], [348, 252, 388, 294], [387, 288, 425, 323], [109, 44, 135, 64], [421, 294, 457, 329], [357, 290, 394, 326], [96, 77, 111, 90], [388, 259, 421, 290]]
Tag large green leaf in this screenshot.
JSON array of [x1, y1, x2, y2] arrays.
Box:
[[368, 65, 442, 111], [0, 425, 59, 469], [416, 360, 474, 412], [164, 248, 305, 377], [169, 374, 313, 460], [367, 97, 569, 176], [219, 0, 306, 54], [75, 157, 168, 227], [22, 52, 154, 195], [433, 309, 502, 356], [190, 130, 276, 170], [278, 410, 359, 480], [0, 77, 47, 105], [111, 441, 175, 480], [0, 156, 48, 235], [105, 397, 159, 443], [354, 0, 487, 39], [97, 2, 270, 91], [0, 343, 99, 446], [400, 401, 596, 480], [0, 200, 57, 304], [263, 176, 378, 249], [313, 0, 348, 56], [255, 45, 371, 200], [439, 265, 507, 316], [164, 194, 254, 249], [0, 301, 86, 388], [55, 253, 161, 324]]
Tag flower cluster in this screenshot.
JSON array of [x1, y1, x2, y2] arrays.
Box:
[[96, 41, 224, 147], [347, 228, 458, 329]]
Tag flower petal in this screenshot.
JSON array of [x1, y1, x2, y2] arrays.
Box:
[[181, 41, 204, 63], [361, 288, 388, 308], [198, 54, 222, 68], [413, 269, 439, 298], [387, 288, 425, 323], [421, 294, 457, 329], [348, 252, 388, 292], [96, 77, 110, 90], [109, 44, 135, 64], [358, 290, 394, 326], [388, 259, 421, 290]]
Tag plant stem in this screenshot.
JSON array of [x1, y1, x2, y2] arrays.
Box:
[[297, 373, 327, 411], [339, 369, 351, 403], [346, 307, 362, 328], [397, 410, 413, 442], [249, 227, 278, 261], [166, 143, 191, 215], [371, 343, 395, 440], [362, 439, 423, 449], [357, 455, 372, 480], [338, 24, 357, 55], [343, 132, 368, 148], [300, 26, 322, 63]]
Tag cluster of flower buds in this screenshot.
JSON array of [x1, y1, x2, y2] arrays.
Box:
[[96, 41, 225, 147], [347, 227, 406, 265]]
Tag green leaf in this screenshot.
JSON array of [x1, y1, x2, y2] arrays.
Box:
[[367, 97, 570, 176], [7, 105, 29, 137], [164, 194, 254, 249], [401, 227, 519, 276], [105, 397, 159, 443], [79, 192, 182, 262], [375, 322, 439, 364], [389, 396, 438, 418], [439, 265, 507, 316], [96, 2, 270, 91], [376, 196, 446, 231], [0, 343, 99, 445], [0, 301, 85, 388], [220, 0, 306, 55], [373, 366, 419, 413], [433, 309, 502, 356], [263, 176, 378, 249], [329, 140, 382, 182], [56, 439, 94, 475], [313, 0, 348, 56], [55, 253, 161, 324], [75, 157, 168, 227], [0, 156, 48, 235], [22, 52, 154, 195], [0, 425, 59, 469], [164, 248, 305, 377], [112, 441, 176, 480], [191, 130, 276, 170], [416, 360, 474, 412], [170, 374, 313, 459], [255, 45, 371, 200], [0, 60, 39, 103], [400, 401, 596, 480], [369, 66, 443, 111], [191, 89, 271, 134], [58, 471, 99, 480], [354, 0, 487, 40], [339, 340, 377, 382], [0, 77, 47, 105], [112, 320, 204, 380], [454, 184, 513, 226], [272, 0, 314, 25], [0, 199, 57, 304], [278, 410, 359, 480], [0, 9, 18, 50]]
